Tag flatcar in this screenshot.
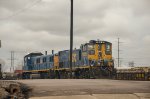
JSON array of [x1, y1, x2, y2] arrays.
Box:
[[116, 67, 150, 80], [22, 40, 115, 79]]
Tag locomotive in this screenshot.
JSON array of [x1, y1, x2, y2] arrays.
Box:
[[22, 40, 115, 79]]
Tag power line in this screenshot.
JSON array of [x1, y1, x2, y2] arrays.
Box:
[[118, 38, 120, 67], [0, 0, 42, 20]]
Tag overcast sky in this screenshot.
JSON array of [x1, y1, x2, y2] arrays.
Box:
[[0, 0, 150, 71]]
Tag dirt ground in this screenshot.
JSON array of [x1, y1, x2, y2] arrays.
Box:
[[15, 79, 150, 97]]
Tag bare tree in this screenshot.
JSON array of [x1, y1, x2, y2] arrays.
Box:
[[128, 61, 134, 67]]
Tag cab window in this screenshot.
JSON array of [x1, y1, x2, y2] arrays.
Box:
[[105, 43, 111, 55], [79, 50, 81, 60], [49, 56, 54, 62], [36, 58, 40, 63], [98, 44, 102, 50], [82, 45, 87, 51], [43, 57, 47, 63], [24, 57, 27, 62], [49, 57, 52, 62]]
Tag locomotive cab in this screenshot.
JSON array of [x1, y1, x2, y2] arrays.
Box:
[[81, 40, 113, 67], [81, 40, 98, 66], [24, 52, 43, 71]]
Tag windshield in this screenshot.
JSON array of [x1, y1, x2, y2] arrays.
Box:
[[88, 44, 94, 50], [82, 45, 87, 51]]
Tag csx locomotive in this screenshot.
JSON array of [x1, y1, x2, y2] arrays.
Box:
[[23, 40, 115, 79]]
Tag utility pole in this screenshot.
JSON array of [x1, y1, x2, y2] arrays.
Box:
[[70, 0, 73, 78], [0, 40, 1, 78], [0, 64, 2, 79], [10, 51, 15, 72], [118, 38, 120, 67], [0, 40, 1, 48]]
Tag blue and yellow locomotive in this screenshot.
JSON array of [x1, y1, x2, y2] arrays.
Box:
[[23, 40, 114, 79]]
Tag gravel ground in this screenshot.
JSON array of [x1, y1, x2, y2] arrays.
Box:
[[30, 94, 150, 99], [15, 79, 150, 97]]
